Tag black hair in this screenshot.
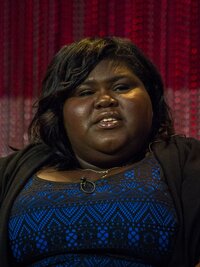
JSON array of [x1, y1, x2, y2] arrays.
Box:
[[29, 37, 174, 169]]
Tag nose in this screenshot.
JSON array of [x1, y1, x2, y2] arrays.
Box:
[[94, 91, 118, 109]]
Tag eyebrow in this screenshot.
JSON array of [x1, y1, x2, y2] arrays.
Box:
[[81, 74, 139, 86]]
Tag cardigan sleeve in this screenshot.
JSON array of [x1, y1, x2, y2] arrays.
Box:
[[153, 136, 200, 266], [180, 137, 200, 265], [0, 152, 18, 207], [0, 143, 51, 207], [0, 143, 52, 267]]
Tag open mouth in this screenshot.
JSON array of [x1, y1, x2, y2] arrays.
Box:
[[97, 117, 121, 129]]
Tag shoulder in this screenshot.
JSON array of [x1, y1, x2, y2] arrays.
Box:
[[153, 135, 200, 183], [0, 143, 51, 169], [153, 135, 200, 158], [171, 135, 200, 149], [0, 142, 52, 183], [0, 142, 52, 175], [170, 135, 200, 167], [0, 143, 52, 205]]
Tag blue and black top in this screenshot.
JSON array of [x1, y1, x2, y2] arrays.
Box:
[[8, 152, 178, 266]]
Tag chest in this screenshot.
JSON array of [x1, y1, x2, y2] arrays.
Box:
[[8, 155, 179, 266]]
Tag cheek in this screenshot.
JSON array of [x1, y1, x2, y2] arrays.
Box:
[[63, 100, 89, 136], [124, 94, 153, 130]]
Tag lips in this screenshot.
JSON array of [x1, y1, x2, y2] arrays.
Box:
[[98, 118, 120, 128], [94, 111, 122, 129]]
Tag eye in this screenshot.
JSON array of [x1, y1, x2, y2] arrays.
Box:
[[76, 88, 95, 97], [113, 84, 130, 92]]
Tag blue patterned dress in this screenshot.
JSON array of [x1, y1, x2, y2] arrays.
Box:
[[8, 153, 178, 266]]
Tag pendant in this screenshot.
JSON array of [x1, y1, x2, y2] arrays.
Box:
[[80, 177, 96, 194]]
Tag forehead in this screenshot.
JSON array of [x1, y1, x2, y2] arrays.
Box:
[[84, 59, 139, 82]]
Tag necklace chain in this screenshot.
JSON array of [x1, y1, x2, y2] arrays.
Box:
[[79, 165, 125, 179], [79, 162, 137, 194]]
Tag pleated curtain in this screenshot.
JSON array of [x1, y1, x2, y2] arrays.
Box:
[[0, 0, 200, 155]]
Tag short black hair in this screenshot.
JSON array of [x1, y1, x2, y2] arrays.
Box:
[[29, 37, 174, 169]]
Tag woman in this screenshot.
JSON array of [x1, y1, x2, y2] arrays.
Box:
[[0, 37, 200, 267]]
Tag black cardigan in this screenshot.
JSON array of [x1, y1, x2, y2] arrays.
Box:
[[0, 136, 200, 267]]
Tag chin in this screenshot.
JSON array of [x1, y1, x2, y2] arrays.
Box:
[[93, 138, 127, 154]]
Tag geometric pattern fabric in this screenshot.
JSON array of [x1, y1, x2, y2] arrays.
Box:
[[9, 153, 178, 266]]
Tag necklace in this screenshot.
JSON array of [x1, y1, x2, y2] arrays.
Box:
[[80, 177, 96, 194], [79, 165, 127, 194], [79, 165, 123, 179]]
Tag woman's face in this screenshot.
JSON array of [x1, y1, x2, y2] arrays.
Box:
[[63, 59, 153, 168]]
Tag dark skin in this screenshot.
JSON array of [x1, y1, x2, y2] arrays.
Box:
[[35, 59, 200, 267], [37, 59, 153, 182], [63, 59, 153, 168]]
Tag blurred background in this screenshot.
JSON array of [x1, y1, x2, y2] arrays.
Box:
[[0, 0, 200, 156]]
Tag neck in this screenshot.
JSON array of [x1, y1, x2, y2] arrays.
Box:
[[76, 155, 114, 171], [75, 152, 145, 171]]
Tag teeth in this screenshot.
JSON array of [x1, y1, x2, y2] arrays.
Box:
[[101, 118, 117, 122]]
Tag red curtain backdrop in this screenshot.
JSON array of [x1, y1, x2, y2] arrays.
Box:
[[0, 0, 200, 156]]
